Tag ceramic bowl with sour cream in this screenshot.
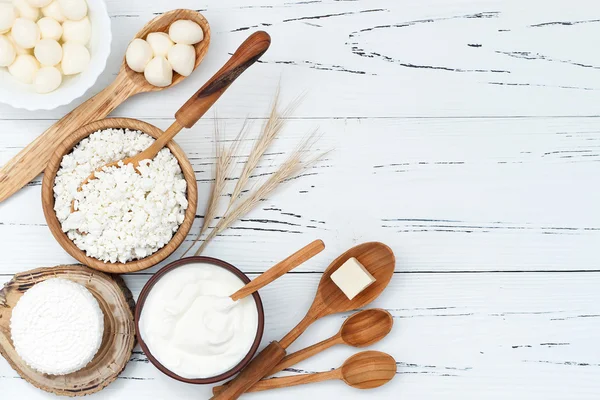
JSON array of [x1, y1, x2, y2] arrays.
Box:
[[134, 256, 265, 384]]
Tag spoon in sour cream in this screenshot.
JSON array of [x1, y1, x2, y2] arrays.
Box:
[[222, 239, 325, 308]]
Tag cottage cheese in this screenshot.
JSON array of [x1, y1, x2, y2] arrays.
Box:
[[53, 128, 188, 263], [10, 278, 104, 375]]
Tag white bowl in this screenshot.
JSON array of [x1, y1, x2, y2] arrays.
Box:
[[0, 0, 111, 111]]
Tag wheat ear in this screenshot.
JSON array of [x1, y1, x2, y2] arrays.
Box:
[[181, 118, 248, 257], [194, 130, 325, 255], [228, 88, 302, 208]]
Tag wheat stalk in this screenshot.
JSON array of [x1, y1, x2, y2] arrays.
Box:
[[194, 130, 325, 255], [227, 87, 302, 208], [181, 117, 249, 257]]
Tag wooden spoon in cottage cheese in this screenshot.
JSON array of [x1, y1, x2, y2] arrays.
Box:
[[70, 31, 271, 212]]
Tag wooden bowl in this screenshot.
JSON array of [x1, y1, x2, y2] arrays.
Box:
[[0, 265, 136, 396], [41, 118, 198, 273], [134, 256, 265, 384]]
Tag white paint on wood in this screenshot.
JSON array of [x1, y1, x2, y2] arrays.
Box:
[[1, 0, 599, 398]]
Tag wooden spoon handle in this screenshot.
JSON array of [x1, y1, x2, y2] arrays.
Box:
[[210, 341, 286, 400], [175, 31, 271, 129], [230, 239, 325, 301], [0, 73, 139, 203], [267, 334, 341, 376], [213, 370, 340, 395]]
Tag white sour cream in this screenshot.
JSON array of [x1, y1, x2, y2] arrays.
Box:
[[139, 262, 259, 379]]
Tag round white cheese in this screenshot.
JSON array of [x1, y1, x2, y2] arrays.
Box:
[[61, 41, 89, 74], [0, 4, 17, 34], [12, 18, 41, 49], [42, 1, 66, 23], [8, 54, 40, 83], [168, 20, 204, 45], [34, 66, 62, 93], [13, 0, 41, 21], [144, 56, 172, 87], [146, 32, 173, 57], [62, 16, 90, 45], [58, 0, 87, 21], [38, 17, 63, 41], [34, 38, 62, 66], [0, 35, 16, 67], [167, 43, 195, 77], [125, 38, 152, 73], [26, 0, 52, 7], [10, 278, 104, 375], [8, 33, 33, 55]]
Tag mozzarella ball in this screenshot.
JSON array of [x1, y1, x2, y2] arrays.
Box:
[[38, 17, 63, 41], [34, 38, 62, 66], [61, 41, 89, 74], [167, 43, 195, 77], [42, 1, 66, 23], [0, 4, 17, 34], [62, 16, 90, 45], [0, 35, 16, 67], [13, 0, 40, 21], [168, 20, 204, 45], [34, 66, 62, 93], [12, 18, 40, 49], [125, 38, 152, 73], [8, 33, 32, 55], [144, 56, 172, 87], [26, 0, 52, 7], [146, 32, 173, 57], [8, 54, 40, 83], [57, 0, 87, 21]]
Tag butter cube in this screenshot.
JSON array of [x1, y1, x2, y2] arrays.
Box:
[[330, 257, 376, 300]]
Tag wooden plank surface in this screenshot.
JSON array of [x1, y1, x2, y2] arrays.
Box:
[[2, 272, 599, 399], [1, 0, 599, 399]]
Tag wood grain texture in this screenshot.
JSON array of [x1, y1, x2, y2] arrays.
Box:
[[3, 116, 596, 274], [175, 31, 271, 128], [211, 309, 393, 393], [4, 0, 600, 120], [0, 265, 135, 397], [1, 272, 599, 398], [0, 9, 211, 203], [1, 0, 600, 399], [231, 239, 325, 301], [76, 31, 269, 197], [41, 118, 198, 273], [275, 309, 393, 374], [280, 242, 395, 348], [216, 242, 394, 399], [210, 341, 286, 400], [236, 351, 396, 392]]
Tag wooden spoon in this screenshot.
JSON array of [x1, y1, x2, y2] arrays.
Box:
[[211, 242, 395, 400], [234, 351, 396, 393], [212, 308, 393, 395], [230, 240, 325, 301], [0, 9, 210, 203], [268, 308, 393, 375], [71, 30, 271, 212]]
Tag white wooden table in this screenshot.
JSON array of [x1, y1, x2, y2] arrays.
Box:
[[2, 0, 600, 398]]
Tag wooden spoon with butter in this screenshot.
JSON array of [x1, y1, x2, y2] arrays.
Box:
[[211, 242, 395, 400]]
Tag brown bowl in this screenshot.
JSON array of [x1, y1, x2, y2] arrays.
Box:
[[134, 256, 265, 384], [41, 118, 198, 273]]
